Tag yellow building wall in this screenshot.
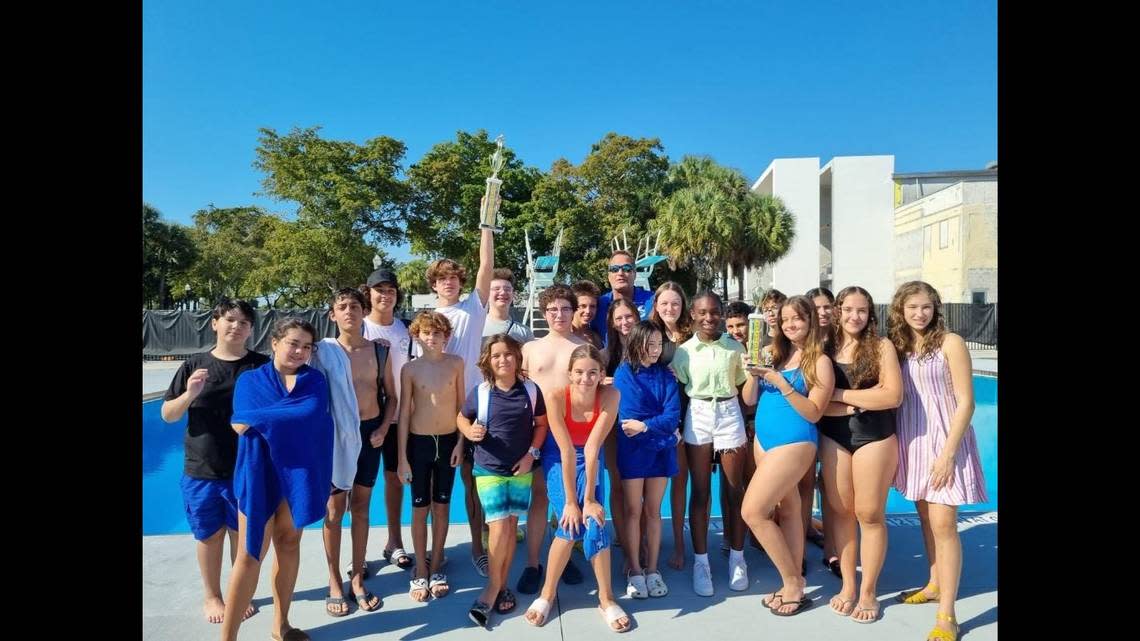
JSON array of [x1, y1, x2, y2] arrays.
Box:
[[894, 181, 996, 303], [963, 203, 997, 269]]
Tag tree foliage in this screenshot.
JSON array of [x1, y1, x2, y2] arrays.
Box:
[[143, 203, 197, 308], [147, 129, 793, 309]]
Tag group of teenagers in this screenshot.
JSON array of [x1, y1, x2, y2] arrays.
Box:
[[162, 223, 987, 641]]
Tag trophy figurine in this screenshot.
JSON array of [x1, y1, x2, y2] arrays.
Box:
[[479, 134, 506, 232]]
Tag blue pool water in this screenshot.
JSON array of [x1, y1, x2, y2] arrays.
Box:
[[142, 376, 997, 535]]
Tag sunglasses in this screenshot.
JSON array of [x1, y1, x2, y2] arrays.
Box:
[[607, 264, 635, 273]]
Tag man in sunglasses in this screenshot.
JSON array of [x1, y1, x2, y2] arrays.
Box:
[[590, 250, 655, 347]]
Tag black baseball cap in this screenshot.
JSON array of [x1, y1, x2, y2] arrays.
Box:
[[366, 269, 399, 288]]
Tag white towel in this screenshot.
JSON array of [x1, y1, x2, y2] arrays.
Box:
[[309, 338, 362, 490]]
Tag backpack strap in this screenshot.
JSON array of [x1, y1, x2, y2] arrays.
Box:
[[522, 379, 538, 416], [477, 381, 492, 425], [373, 340, 390, 409], [401, 317, 415, 360]]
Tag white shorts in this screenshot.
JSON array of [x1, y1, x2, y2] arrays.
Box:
[[683, 397, 746, 451]]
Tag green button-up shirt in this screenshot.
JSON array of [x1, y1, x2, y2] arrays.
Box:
[[671, 333, 748, 398]]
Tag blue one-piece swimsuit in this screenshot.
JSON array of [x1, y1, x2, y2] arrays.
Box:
[[754, 367, 818, 451]]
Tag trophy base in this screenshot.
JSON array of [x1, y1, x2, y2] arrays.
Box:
[[479, 223, 504, 233]]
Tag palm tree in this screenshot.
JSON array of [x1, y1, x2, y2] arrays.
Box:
[[727, 192, 795, 301], [655, 182, 743, 294]]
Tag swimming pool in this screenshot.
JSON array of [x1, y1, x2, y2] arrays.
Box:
[[142, 375, 997, 535]]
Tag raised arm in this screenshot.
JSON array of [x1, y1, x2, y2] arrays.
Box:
[[160, 362, 205, 423], [473, 226, 495, 306]]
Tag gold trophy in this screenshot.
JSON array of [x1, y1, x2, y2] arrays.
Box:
[[747, 311, 765, 366], [479, 135, 506, 232]]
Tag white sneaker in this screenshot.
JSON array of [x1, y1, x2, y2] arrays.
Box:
[[692, 562, 714, 597], [729, 557, 749, 591]]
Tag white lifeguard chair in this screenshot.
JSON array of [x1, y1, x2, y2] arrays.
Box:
[[523, 228, 565, 336]]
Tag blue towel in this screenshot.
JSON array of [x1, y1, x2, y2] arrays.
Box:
[[546, 445, 611, 561], [231, 362, 333, 560], [613, 362, 681, 452]]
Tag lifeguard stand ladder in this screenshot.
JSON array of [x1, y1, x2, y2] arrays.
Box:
[[523, 228, 565, 337]]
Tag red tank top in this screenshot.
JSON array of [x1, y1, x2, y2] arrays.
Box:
[[564, 390, 602, 447]]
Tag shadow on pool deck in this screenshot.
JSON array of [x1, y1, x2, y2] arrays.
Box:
[[143, 513, 996, 641]]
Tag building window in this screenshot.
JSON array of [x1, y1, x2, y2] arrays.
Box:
[[972, 290, 986, 304], [939, 220, 949, 249]]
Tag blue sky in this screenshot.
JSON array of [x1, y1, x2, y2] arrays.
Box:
[[143, 0, 996, 263]]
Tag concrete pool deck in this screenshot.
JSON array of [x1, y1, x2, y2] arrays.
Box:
[[143, 513, 997, 640]]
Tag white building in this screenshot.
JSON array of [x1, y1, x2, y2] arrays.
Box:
[[731, 155, 896, 304]]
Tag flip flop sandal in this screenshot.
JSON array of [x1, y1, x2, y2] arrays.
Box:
[[468, 600, 493, 627], [852, 604, 881, 624], [830, 596, 856, 616], [495, 588, 518, 614], [472, 554, 489, 578], [409, 577, 430, 602], [428, 572, 450, 598], [324, 595, 350, 617], [352, 589, 382, 612], [771, 596, 813, 617], [384, 547, 414, 570], [346, 561, 370, 580]]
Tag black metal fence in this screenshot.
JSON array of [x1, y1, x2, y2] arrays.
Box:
[[143, 303, 996, 359], [871, 303, 997, 350]]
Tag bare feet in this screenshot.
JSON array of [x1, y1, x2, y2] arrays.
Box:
[[667, 546, 685, 571], [203, 596, 225, 623], [242, 602, 256, 620]]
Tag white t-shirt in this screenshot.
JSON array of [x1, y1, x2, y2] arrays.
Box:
[[434, 293, 488, 396], [483, 317, 535, 344], [362, 316, 412, 412]]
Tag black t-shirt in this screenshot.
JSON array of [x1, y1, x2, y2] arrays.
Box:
[[460, 380, 547, 476], [164, 351, 271, 480]]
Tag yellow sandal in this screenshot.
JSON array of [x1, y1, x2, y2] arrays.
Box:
[[926, 613, 957, 641], [897, 583, 940, 604]]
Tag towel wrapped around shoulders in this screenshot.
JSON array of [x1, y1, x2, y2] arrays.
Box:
[[232, 361, 333, 560]]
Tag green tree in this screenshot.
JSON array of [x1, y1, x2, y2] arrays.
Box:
[[733, 192, 795, 301], [654, 156, 795, 300], [254, 221, 379, 308], [186, 205, 279, 303], [524, 133, 669, 285], [655, 182, 743, 294], [254, 126, 411, 245], [395, 258, 432, 296], [405, 130, 541, 282], [143, 203, 197, 308]]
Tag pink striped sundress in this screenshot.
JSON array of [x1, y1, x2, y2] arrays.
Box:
[[893, 348, 987, 505]]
